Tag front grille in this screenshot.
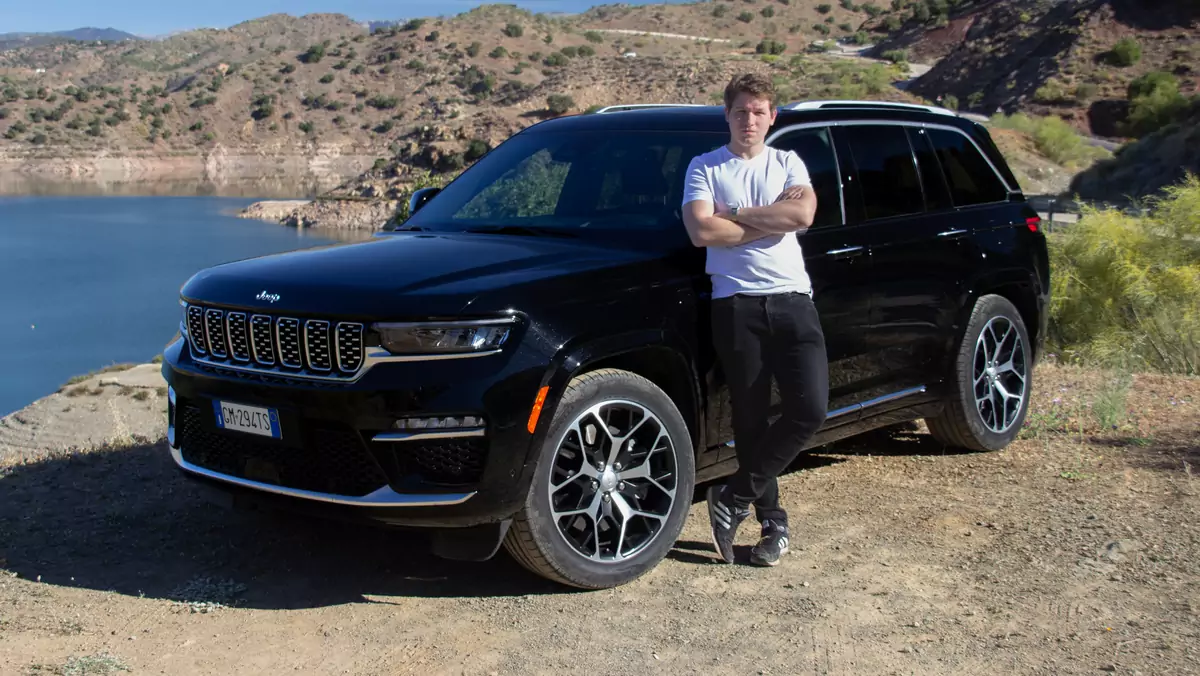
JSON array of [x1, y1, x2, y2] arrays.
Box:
[[374, 438, 488, 486], [177, 404, 388, 497], [184, 302, 364, 380]]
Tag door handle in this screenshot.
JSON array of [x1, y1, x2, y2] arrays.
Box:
[[825, 245, 864, 259], [937, 228, 968, 238]]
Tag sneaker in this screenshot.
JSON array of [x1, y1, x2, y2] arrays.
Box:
[[749, 519, 790, 567], [706, 485, 749, 564]]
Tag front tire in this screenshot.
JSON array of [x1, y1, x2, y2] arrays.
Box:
[[926, 294, 1033, 452], [503, 368, 695, 589]]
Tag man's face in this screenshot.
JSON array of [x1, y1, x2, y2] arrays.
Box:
[[725, 92, 776, 147]]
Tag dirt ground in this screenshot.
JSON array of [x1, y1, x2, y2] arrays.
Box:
[[1, 362, 1197, 675]]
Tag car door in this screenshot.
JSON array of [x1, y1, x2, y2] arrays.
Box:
[[708, 123, 874, 463], [833, 123, 984, 405], [768, 125, 875, 428]]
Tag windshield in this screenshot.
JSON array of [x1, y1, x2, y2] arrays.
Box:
[[401, 128, 725, 242]]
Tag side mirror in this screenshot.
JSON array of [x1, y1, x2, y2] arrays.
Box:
[[409, 187, 441, 215]]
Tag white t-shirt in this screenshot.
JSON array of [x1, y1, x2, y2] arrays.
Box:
[[682, 144, 813, 299]]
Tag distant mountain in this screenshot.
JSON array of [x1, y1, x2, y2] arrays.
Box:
[[0, 27, 139, 51]]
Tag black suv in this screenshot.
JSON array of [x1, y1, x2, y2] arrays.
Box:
[[163, 100, 1049, 589]]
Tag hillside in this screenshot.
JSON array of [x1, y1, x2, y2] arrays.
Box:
[[874, 0, 1200, 139], [1069, 101, 1200, 203], [0, 28, 139, 52], [0, 2, 917, 172]]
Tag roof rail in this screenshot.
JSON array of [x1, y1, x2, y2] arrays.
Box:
[[591, 103, 708, 114], [782, 100, 959, 117]]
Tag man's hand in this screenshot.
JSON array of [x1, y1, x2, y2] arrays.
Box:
[[775, 186, 807, 203]]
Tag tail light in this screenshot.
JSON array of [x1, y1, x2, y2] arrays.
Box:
[[1026, 216, 1042, 232]]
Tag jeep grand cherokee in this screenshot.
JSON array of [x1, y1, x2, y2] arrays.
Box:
[[162, 100, 1050, 589]]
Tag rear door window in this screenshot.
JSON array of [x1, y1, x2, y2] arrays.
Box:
[[926, 128, 1009, 207], [839, 125, 925, 222]]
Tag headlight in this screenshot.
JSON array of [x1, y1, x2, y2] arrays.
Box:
[[373, 318, 514, 356]]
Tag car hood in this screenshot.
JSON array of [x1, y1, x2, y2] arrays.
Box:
[[179, 231, 688, 319]]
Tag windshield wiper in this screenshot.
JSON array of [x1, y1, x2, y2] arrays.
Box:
[[463, 225, 577, 238]]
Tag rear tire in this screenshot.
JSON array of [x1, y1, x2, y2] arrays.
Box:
[[503, 368, 695, 590], [926, 294, 1032, 452]]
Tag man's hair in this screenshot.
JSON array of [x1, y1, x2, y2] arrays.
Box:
[[723, 72, 776, 110]]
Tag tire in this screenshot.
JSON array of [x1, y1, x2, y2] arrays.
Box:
[[926, 294, 1033, 452], [502, 368, 696, 590]]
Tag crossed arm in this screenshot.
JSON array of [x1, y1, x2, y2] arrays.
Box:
[[682, 185, 817, 248]]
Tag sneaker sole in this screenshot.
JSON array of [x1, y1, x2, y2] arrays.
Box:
[[749, 544, 789, 567], [706, 486, 734, 564]]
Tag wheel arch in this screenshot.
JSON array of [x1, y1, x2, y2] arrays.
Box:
[[535, 330, 702, 454], [961, 270, 1044, 364]]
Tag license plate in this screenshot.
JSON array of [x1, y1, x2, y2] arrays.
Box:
[[212, 400, 281, 439]]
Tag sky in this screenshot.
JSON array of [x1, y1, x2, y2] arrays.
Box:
[[0, 0, 695, 37]]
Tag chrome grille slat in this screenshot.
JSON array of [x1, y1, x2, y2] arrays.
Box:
[[336, 323, 364, 372], [276, 317, 303, 369], [250, 315, 276, 365], [304, 320, 332, 372], [186, 305, 207, 354], [204, 309, 228, 358], [226, 312, 251, 362]]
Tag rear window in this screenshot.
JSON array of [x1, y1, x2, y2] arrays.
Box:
[[926, 128, 1009, 207]]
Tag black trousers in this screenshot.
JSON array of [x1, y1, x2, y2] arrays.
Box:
[[711, 291, 829, 525]]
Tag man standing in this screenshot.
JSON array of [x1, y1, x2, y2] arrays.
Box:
[[681, 73, 829, 567]]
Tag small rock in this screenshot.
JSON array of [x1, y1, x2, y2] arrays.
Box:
[[899, 646, 913, 654], [1100, 666, 1116, 672]]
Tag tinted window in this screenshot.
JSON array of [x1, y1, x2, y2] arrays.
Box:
[[842, 125, 924, 221], [770, 127, 843, 228], [405, 130, 723, 239], [907, 127, 954, 212], [927, 128, 1009, 206]]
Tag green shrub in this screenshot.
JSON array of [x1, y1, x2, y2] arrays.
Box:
[[1124, 71, 1187, 137], [301, 44, 325, 64], [1048, 175, 1200, 375], [881, 49, 908, 64], [490, 46, 509, 59], [465, 138, 489, 161], [737, 11, 754, 23], [466, 42, 482, 57], [546, 93, 574, 115], [756, 39, 787, 55], [585, 31, 603, 43], [504, 23, 524, 38], [319, 73, 335, 84], [817, 3, 833, 13], [1107, 37, 1142, 67], [992, 113, 1109, 169], [761, 6, 775, 18]]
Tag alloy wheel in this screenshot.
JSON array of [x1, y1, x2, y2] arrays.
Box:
[[973, 316, 1027, 434], [547, 399, 678, 563]]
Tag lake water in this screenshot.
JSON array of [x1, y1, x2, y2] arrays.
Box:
[[0, 195, 361, 417]]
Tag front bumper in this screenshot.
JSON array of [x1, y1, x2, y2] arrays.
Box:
[[162, 334, 553, 529]]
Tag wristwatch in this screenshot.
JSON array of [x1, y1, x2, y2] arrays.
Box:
[[728, 205, 741, 221]]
